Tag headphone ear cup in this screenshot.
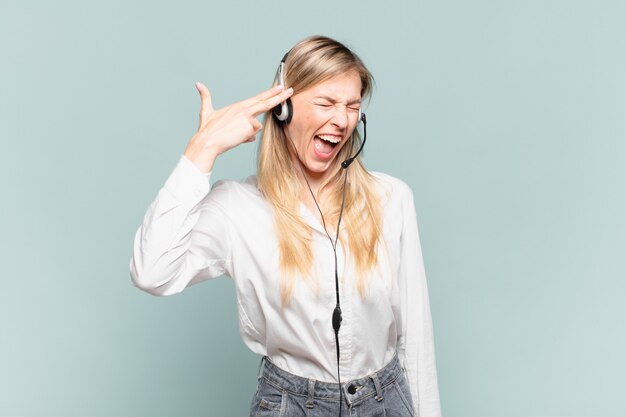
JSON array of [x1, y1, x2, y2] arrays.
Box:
[[273, 98, 293, 125], [284, 98, 293, 124]]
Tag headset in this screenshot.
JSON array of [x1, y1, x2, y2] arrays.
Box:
[[270, 49, 369, 417], [272, 52, 368, 168], [272, 53, 294, 124]]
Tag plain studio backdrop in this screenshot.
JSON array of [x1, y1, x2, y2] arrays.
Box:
[[1, 0, 624, 416]]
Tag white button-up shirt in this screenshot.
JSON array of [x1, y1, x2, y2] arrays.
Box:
[[130, 155, 441, 417]]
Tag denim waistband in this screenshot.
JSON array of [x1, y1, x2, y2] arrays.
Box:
[[258, 354, 404, 404]]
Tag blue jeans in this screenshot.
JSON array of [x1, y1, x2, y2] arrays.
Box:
[[249, 354, 416, 417]]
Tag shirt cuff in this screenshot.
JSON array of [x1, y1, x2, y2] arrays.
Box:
[[181, 154, 212, 178], [162, 155, 212, 205]]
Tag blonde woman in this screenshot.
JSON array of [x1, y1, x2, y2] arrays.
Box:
[[130, 36, 441, 417]]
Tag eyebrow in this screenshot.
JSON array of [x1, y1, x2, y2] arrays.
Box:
[[313, 95, 362, 105]]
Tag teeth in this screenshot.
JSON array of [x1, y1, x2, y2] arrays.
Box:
[[317, 134, 341, 144]]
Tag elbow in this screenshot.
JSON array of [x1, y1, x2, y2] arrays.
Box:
[[130, 272, 165, 296], [130, 265, 164, 296], [129, 258, 183, 297]]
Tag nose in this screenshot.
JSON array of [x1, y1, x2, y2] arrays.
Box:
[[330, 106, 349, 129]]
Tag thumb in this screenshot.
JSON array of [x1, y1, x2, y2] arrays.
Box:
[[195, 82, 214, 126]]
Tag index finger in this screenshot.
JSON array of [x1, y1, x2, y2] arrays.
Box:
[[242, 85, 286, 104], [247, 86, 294, 117]]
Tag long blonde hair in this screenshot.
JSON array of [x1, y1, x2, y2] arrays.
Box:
[[257, 36, 384, 305]]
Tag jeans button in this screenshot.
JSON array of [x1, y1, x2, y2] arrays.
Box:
[[347, 384, 357, 394]]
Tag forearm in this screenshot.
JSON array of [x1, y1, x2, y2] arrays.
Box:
[[130, 155, 219, 296]]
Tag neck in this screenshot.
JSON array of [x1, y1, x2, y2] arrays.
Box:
[[289, 152, 334, 199]]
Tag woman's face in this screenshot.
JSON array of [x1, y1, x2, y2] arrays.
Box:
[[285, 70, 362, 182]]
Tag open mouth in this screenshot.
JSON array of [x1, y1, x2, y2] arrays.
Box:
[[313, 134, 341, 155]]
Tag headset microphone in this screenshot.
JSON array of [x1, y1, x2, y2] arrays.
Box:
[[341, 113, 367, 169]]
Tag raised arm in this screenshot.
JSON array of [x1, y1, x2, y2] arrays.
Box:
[[129, 82, 293, 295], [183, 82, 293, 174]]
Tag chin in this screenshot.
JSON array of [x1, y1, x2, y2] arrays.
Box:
[[302, 162, 330, 176]]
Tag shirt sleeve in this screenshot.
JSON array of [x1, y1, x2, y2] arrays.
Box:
[[397, 186, 442, 417], [129, 155, 232, 296]]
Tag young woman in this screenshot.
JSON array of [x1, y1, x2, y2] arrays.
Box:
[[130, 35, 441, 417]]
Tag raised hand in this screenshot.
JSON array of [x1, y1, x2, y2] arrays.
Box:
[[183, 82, 294, 174]]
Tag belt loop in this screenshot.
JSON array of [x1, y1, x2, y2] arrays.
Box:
[[371, 372, 383, 402], [257, 356, 266, 381], [306, 379, 316, 408]]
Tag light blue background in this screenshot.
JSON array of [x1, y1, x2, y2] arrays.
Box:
[[1, 1, 625, 416]]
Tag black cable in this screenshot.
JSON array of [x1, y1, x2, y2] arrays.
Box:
[[285, 118, 365, 417], [299, 164, 348, 417], [288, 135, 351, 417]]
